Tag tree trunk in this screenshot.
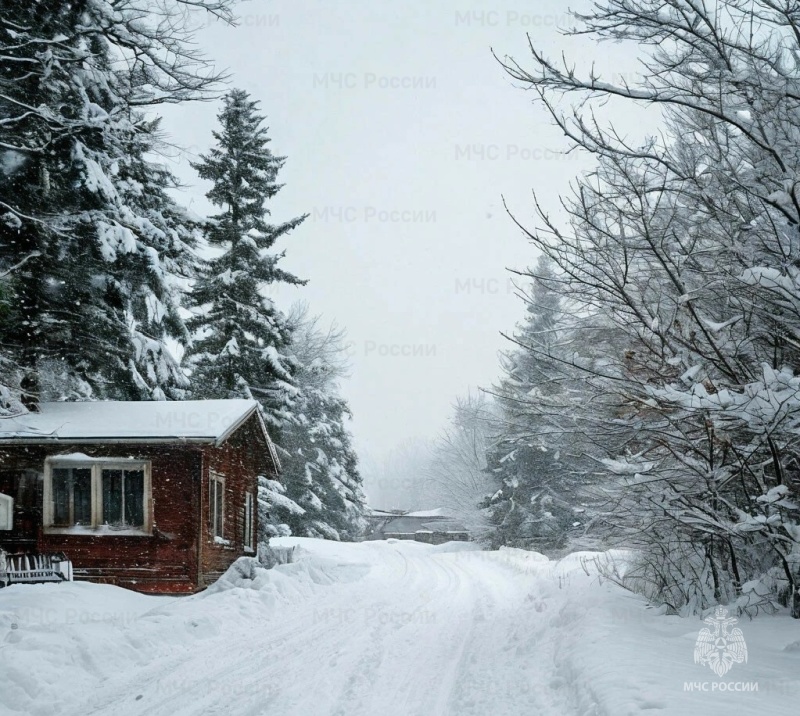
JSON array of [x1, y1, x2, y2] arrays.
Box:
[[20, 368, 39, 412]]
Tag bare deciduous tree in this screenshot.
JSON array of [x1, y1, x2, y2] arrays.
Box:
[[499, 0, 800, 616]]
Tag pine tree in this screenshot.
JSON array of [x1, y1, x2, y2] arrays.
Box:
[[483, 256, 593, 553], [279, 392, 367, 540], [0, 1, 233, 405], [263, 306, 367, 540], [0, 271, 21, 414], [185, 89, 307, 429]]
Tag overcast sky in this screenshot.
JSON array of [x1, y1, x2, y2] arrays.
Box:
[[160, 0, 647, 497]]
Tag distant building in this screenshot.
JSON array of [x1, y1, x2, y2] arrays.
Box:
[[0, 399, 279, 593], [364, 507, 469, 544]]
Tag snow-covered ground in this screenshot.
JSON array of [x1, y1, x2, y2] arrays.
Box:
[[1, 538, 798, 716]]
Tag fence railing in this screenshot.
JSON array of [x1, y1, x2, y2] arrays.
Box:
[[0, 551, 73, 587]]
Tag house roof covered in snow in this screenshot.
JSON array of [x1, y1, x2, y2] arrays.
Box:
[[366, 508, 451, 519], [405, 508, 448, 518], [366, 508, 406, 517], [0, 399, 271, 449]]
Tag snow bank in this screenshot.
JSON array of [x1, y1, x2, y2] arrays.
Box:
[[202, 551, 372, 605], [0, 538, 797, 715], [428, 540, 484, 554]]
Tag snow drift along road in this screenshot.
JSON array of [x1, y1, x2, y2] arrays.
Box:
[[0, 538, 798, 715]]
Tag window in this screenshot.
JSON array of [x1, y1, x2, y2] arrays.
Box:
[[44, 458, 151, 535], [244, 491, 254, 551], [102, 468, 145, 528], [0, 492, 13, 531], [52, 467, 91, 526], [209, 471, 225, 540]]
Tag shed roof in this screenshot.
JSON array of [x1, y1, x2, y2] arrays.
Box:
[[0, 399, 268, 448]]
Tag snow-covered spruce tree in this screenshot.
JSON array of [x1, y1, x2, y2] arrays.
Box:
[[482, 256, 600, 554], [185, 89, 307, 429], [500, 0, 800, 616], [261, 304, 367, 540], [0, 0, 236, 405], [0, 279, 23, 415]]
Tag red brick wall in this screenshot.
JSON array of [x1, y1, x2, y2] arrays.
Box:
[[0, 444, 201, 594], [199, 415, 276, 587]]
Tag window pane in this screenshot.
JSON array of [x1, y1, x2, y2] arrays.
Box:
[[52, 468, 70, 526], [124, 470, 144, 527], [72, 468, 92, 525], [102, 469, 123, 525], [245, 492, 253, 548], [215, 480, 224, 538], [209, 479, 215, 530], [244, 495, 249, 546]]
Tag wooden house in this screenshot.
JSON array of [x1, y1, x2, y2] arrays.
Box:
[[364, 508, 470, 544], [0, 399, 279, 594]]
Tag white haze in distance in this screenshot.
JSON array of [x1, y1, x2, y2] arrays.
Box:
[[159, 0, 648, 503]]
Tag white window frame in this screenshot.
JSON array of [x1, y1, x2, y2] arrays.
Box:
[[209, 470, 226, 542], [0, 492, 13, 531], [43, 457, 152, 536], [243, 490, 254, 552]]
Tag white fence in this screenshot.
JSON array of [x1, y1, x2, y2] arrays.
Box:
[[0, 550, 73, 587]]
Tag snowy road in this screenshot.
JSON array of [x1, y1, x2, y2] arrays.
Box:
[[72, 541, 572, 716], [2, 538, 798, 716]]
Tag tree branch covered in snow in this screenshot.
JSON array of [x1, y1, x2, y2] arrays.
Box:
[[0, 1, 233, 403], [263, 303, 367, 541], [423, 391, 497, 541], [499, 0, 800, 617]]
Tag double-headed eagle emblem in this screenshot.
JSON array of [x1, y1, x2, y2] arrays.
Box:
[[694, 607, 748, 677]]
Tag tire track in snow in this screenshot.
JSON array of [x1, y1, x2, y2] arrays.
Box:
[[63, 542, 586, 716]]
